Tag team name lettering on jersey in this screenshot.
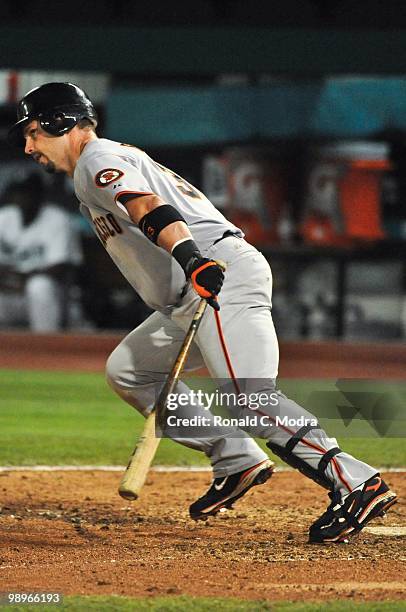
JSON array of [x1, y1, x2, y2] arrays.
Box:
[[92, 213, 123, 246]]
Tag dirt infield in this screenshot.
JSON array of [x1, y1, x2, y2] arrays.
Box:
[[0, 469, 404, 602]]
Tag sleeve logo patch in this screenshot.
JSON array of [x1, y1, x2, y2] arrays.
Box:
[[95, 168, 124, 187]]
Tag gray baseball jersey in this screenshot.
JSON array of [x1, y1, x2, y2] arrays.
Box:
[[74, 138, 242, 314]]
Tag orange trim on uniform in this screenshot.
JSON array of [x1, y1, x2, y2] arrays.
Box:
[[330, 458, 351, 491], [114, 190, 154, 203]]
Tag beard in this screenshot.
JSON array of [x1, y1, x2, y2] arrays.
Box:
[[44, 160, 57, 174], [32, 152, 57, 174]]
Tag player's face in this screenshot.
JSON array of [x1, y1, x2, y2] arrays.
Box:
[[23, 119, 69, 174]]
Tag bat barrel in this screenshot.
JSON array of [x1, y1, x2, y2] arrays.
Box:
[[118, 412, 160, 500], [118, 298, 209, 501]]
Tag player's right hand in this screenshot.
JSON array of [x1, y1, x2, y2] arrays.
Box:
[[186, 257, 225, 310]]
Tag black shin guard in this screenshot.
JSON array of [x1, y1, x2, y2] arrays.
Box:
[[266, 425, 342, 490]]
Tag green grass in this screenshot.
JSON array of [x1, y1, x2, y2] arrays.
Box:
[[0, 369, 404, 467], [0, 369, 205, 467], [3, 596, 406, 611]]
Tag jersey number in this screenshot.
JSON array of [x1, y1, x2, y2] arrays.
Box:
[[153, 161, 202, 200], [120, 142, 202, 200]]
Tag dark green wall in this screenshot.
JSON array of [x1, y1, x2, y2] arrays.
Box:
[[1, 27, 406, 75]]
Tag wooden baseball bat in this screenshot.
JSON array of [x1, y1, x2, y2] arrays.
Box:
[[118, 298, 209, 500]]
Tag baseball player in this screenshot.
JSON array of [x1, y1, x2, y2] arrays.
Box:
[[9, 82, 397, 543], [0, 173, 82, 331]]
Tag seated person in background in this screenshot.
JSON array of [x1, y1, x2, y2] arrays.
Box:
[[0, 173, 82, 331]]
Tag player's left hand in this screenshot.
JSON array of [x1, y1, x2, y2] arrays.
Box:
[[187, 257, 225, 310]]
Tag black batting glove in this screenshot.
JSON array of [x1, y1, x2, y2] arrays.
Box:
[[171, 239, 225, 310], [186, 256, 225, 310]]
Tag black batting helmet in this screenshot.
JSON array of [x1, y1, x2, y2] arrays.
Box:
[[8, 82, 98, 148]]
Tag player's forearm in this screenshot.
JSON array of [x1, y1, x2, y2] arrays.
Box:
[[138, 209, 202, 275], [157, 221, 193, 253], [128, 196, 202, 268], [125, 193, 196, 254], [125, 195, 214, 283]]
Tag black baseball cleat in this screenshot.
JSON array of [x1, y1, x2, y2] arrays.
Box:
[[309, 474, 397, 544], [189, 459, 274, 520]]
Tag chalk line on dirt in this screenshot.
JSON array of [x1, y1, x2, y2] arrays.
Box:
[[364, 526, 406, 536], [0, 465, 405, 472]]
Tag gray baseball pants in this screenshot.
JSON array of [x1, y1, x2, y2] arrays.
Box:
[[106, 236, 376, 496]]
